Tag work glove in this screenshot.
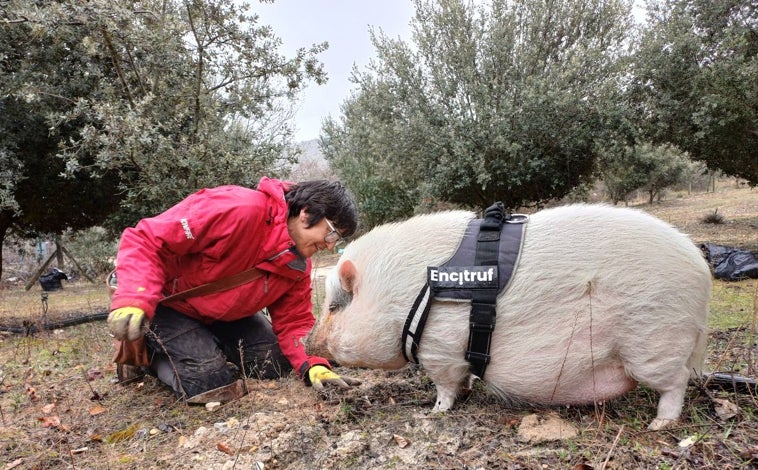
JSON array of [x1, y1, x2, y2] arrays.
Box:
[[108, 307, 147, 341], [307, 365, 361, 390]]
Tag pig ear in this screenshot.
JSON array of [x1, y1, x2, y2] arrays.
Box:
[[337, 260, 359, 294]]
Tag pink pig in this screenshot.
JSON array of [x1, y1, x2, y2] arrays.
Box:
[[306, 204, 711, 430]]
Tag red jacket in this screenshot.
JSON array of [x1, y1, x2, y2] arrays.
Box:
[[111, 177, 330, 377]]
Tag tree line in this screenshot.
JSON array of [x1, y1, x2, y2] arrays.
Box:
[[322, 0, 756, 227], [1, 0, 756, 277]]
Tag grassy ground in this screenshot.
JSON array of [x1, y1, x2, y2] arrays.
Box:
[[0, 183, 756, 469]]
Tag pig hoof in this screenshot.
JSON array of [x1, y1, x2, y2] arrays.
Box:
[[432, 401, 452, 413], [648, 418, 676, 431]]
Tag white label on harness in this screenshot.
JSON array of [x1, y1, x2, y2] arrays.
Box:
[[428, 266, 498, 290]]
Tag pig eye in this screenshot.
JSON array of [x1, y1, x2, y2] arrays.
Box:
[[326, 284, 352, 315]]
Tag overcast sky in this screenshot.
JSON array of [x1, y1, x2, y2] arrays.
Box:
[[254, 0, 416, 142]]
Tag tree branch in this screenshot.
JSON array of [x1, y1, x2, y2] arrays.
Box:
[[100, 27, 135, 107]]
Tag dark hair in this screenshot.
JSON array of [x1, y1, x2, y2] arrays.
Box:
[[284, 180, 358, 238]]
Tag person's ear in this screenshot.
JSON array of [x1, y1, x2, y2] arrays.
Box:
[[299, 208, 309, 224]]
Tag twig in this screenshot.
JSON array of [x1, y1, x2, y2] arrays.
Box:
[[237, 340, 249, 395], [601, 424, 625, 470], [231, 340, 249, 469], [703, 319, 751, 390], [81, 368, 101, 401], [150, 329, 188, 401]]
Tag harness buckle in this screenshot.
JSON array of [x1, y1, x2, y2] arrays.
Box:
[[469, 321, 496, 333], [465, 350, 491, 364]]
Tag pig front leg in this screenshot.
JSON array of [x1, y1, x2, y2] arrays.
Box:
[[432, 382, 459, 412], [430, 372, 473, 411], [425, 360, 472, 412]]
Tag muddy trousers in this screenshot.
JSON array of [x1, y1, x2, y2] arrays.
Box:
[[144, 306, 293, 399]]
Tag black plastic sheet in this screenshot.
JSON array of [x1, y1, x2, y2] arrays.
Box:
[[39, 268, 69, 291], [700, 243, 758, 281]]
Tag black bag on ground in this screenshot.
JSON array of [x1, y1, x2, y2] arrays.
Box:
[[39, 268, 69, 291], [700, 243, 758, 281]]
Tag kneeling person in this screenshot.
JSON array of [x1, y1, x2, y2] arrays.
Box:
[[108, 177, 360, 401]]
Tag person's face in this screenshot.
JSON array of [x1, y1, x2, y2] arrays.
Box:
[[287, 209, 344, 258]]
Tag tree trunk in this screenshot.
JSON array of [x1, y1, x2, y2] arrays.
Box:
[[55, 234, 64, 269], [0, 218, 9, 280]]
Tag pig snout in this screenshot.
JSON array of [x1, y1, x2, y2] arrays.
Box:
[[305, 312, 335, 360]]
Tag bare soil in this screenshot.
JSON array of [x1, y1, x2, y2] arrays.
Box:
[[1, 183, 756, 469]]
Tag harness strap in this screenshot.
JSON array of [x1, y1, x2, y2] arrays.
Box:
[[466, 202, 506, 378], [401, 283, 432, 363], [400, 202, 525, 372]]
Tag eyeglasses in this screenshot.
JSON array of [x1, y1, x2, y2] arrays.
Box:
[[324, 218, 345, 246]]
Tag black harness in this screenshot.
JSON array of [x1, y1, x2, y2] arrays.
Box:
[[401, 202, 527, 379]]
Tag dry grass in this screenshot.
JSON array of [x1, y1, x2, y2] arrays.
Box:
[[634, 182, 757, 251], [0, 183, 756, 469]]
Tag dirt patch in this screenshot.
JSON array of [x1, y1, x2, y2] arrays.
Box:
[[1, 329, 756, 469]]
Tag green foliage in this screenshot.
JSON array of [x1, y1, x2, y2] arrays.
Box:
[[0, 0, 327, 276], [632, 0, 758, 185], [597, 145, 648, 205], [323, 0, 636, 226], [600, 142, 692, 204], [638, 143, 692, 203], [0, 8, 124, 244], [60, 226, 119, 278]]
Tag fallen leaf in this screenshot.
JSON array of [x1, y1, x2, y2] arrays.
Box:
[[217, 442, 235, 455], [38, 415, 61, 428], [713, 398, 740, 421], [89, 404, 106, 416], [678, 435, 699, 448], [87, 368, 103, 381], [106, 424, 138, 443], [5, 458, 23, 470], [393, 434, 410, 448]]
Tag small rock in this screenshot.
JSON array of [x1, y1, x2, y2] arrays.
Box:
[[206, 401, 221, 412], [214, 421, 228, 433]]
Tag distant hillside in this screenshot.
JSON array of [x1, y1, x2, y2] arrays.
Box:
[[297, 139, 323, 162], [285, 139, 333, 180]]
